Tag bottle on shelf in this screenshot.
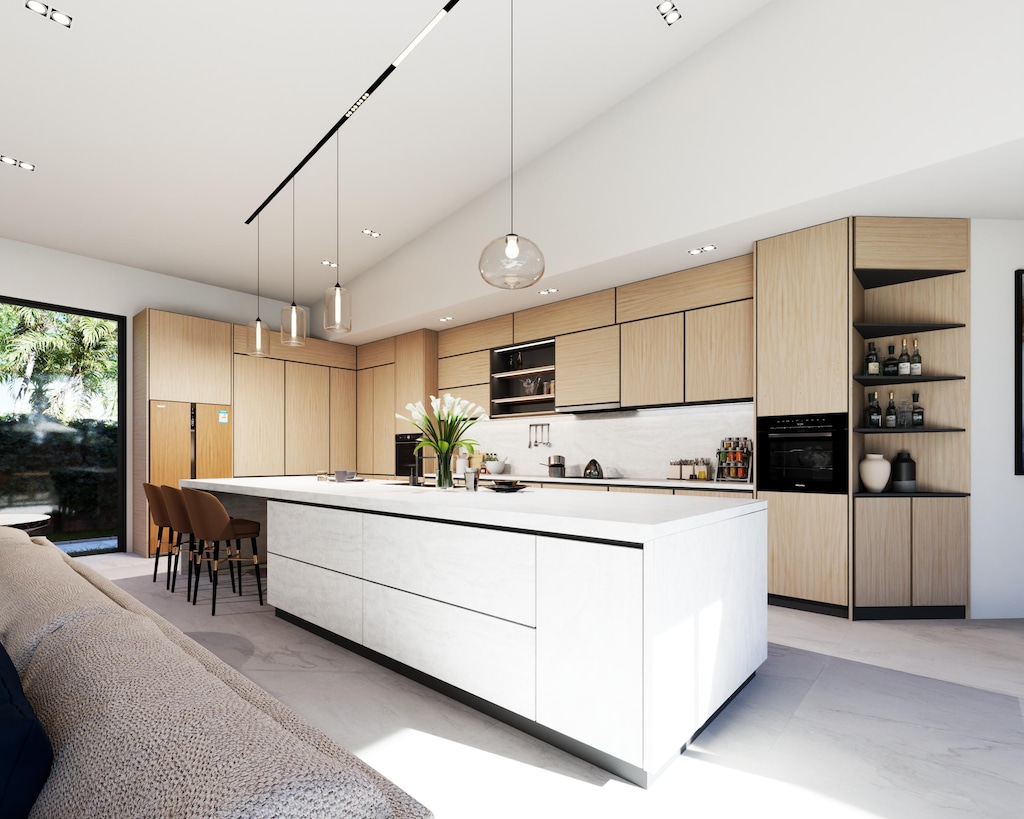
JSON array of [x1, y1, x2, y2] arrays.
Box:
[[864, 341, 880, 376], [883, 345, 899, 377], [912, 392, 925, 426], [865, 391, 882, 428], [885, 391, 898, 428], [910, 339, 922, 376], [898, 338, 911, 376]]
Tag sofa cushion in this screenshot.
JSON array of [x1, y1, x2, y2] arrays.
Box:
[[0, 639, 53, 819]]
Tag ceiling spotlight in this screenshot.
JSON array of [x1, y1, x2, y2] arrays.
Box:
[[0, 156, 17, 166], [18, 161, 35, 171], [321, 259, 337, 268], [1, 154, 35, 171], [657, 1, 681, 26], [438, 316, 454, 323], [25, 1, 48, 15], [701, 245, 717, 252], [361, 228, 381, 238], [688, 248, 702, 256], [49, 8, 71, 26], [538, 288, 559, 295]]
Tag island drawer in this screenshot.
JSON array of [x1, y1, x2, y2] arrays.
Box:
[[267, 553, 362, 643], [267, 501, 362, 576]]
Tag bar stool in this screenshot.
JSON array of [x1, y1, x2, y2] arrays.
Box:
[[159, 485, 198, 598], [143, 482, 175, 589], [181, 487, 263, 616]]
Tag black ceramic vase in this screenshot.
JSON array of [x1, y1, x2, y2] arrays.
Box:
[[892, 450, 916, 493]]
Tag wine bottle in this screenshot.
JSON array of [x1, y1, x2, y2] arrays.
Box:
[[883, 345, 899, 377], [864, 341, 880, 376], [866, 392, 882, 428], [885, 391, 898, 428], [910, 339, 922, 376], [898, 338, 911, 376], [912, 392, 925, 426]]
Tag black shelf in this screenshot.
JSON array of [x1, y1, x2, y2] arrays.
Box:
[[853, 427, 965, 434], [854, 268, 964, 289], [853, 491, 970, 498], [853, 374, 964, 386], [853, 321, 965, 339]]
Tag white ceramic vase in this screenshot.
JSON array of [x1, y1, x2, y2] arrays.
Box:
[[859, 453, 891, 493]]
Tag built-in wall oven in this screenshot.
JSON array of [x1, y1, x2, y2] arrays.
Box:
[[395, 433, 436, 484], [755, 413, 848, 494]]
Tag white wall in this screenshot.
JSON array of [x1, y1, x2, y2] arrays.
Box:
[[969, 219, 1024, 619], [0, 236, 291, 551]]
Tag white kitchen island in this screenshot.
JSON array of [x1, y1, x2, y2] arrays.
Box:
[[181, 476, 767, 786]]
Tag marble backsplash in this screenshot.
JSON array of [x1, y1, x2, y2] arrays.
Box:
[[465, 402, 754, 480]]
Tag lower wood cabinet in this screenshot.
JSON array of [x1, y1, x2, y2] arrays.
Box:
[[759, 490, 848, 607], [854, 496, 969, 608]]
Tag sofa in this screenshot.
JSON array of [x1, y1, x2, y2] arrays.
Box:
[[0, 526, 432, 819]]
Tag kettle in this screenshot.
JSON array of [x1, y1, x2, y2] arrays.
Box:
[[583, 459, 604, 479]]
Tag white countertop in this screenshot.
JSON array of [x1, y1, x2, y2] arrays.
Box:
[[182, 476, 765, 545], [478, 473, 753, 491]]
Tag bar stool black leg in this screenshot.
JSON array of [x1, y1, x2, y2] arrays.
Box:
[[165, 528, 176, 590], [170, 532, 182, 593], [152, 525, 164, 583], [251, 536, 263, 606], [211, 541, 220, 616]]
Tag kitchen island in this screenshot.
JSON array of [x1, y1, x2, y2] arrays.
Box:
[[181, 476, 767, 786]]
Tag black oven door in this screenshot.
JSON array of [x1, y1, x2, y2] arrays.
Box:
[[756, 413, 848, 494]]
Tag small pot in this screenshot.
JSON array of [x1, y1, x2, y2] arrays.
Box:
[[544, 455, 565, 479]]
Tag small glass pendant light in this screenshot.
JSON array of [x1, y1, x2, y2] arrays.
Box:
[[248, 215, 268, 357], [324, 133, 353, 333], [281, 180, 307, 346]]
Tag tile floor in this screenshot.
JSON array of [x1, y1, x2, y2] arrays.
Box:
[[81, 551, 1024, 819]]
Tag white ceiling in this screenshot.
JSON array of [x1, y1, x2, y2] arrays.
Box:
[[2, 0, 1023, 344]]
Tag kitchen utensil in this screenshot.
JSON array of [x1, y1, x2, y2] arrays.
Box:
[[583, 459, 603, 479], [486, 482, 527, 493], [545, 455, 565, 478], [521, 377, 540, 395]]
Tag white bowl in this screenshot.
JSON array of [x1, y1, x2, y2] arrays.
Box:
[[485, 461, 505, 474]]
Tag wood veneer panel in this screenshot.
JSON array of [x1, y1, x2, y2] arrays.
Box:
[[356, 368, 375, 474], [395, 330, 438, 435], [854, 497, 911, 607], [232, 354, 285, 477], [854, 217, 968, 271], [514, 290, 615, 344], [357, 337, 396, 369], [685, 299, 754, 403], [454, 383, 490, 417], [616, 254, 754, 324], [760, 490, 848, 606], [555, 325, 620, 408], [330, 368, 357, 471], [620, 314, 685, 407], [438, 350, 491, 390], [132, 311, 150, 556], [232, 324, 356, 369], [912, 496, 969, 606], [285, 362, 330, 475], [609, 486, 673, 495], [149, 310, 232, 404], [438, 314, 513, 358], [675, 489, 754, 498], [373, 364, 396, 475], [148, 400, 191, 557], [195, 403, 232, 478], [756, 220, 849, 416]]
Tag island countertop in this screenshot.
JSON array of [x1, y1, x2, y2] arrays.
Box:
[[181, 475, 765, 545]]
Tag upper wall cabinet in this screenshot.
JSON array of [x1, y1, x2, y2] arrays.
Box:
[[853, 217, 969, 273], [620, 313, 685, 407], [513, 290, 615, 344], [555, 325, 620, 410], [394, 330, 438, 434], [616, 254, 753, 324], [357, 337, 396, 370], [685, 299, 754, 403], [756, 220, 849, 417], [438, 350, 490, 391], [233, 324, 356, 369], [438, 315, 513, 358], [141, 309, 232, 404]]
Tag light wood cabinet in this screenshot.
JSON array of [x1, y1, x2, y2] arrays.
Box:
[[555, 325, 620, 409], [760, 490, 847, 607], [685, 299, 754, 403], [356, 368, 374, 475], [438, 314, 513, 358], [144, 309, 232, 404], [616, 254, 753, 324], [853, 217, 969, 272], [756, 219, 849, 416], [330, 368, 357, 472], [356, 364, 396, 476], [514, 290, 615, 344], [357, 337, 396, 369], [233, 324, 356, 369], [232, 354, 285, 477], [438, 350, 490, 390], [620, 313, 685, 407], [284, 362, 330, 475], [912, 497, 969, 606], [854, 497, 911, 607], [394, 330, 437, 435]]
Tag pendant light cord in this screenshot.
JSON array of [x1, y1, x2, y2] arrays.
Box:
[[336, 132, 341, 287], [291, 180, 296, 304], [509, 0, 514, 235], [256, 215, 261, 321]]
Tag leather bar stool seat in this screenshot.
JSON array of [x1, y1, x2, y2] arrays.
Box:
[[159, 485, 197, 598], [142, 482, 175, 589]]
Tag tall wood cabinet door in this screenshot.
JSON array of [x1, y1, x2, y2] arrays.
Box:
[[555, 325, 620, 409], [620, 313, 685, 407], [195, 404, 232, 478], [330, 368, 357, 472], [912, 497, 969, 606], [854, 497, 911, 607], [760, 490, 848, 606], [685, 299, 754, 402], [395, 330, 438, 436], [232, 354, 285, 477], [373, 364, 396, 476], [148, 400, 191, 556], [356, 368, 375, 474], [756, 220, 848, 416], [285, 362, 330, 475], [148, 310, 232, 404]]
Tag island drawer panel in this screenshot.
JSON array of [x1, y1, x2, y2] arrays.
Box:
[[268, 554, 363, 643], [363, 582, 536, 719], [267, 501, 362, 576], [362, 515, 535, 626]]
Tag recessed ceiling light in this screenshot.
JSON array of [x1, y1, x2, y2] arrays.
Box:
[[0, 156, 17, 166], [26, 1, 48, 15], [1, 154, 35, 171], [18, 161, 35, 171], [688, 244, 717, 256], [321, 259, 337, 268], [438, 316, 454, 322], [361, 228, 381, 238], [49, 8, 71, 26], [687, 248, 702, 256], [538, 288, 559, 295], [656, 1, 681, 26]]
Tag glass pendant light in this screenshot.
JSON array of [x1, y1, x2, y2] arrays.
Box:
[[324, 133, 352, 333], [281, 179, 307, 346], [480, 0, 544, 290], [248, 215, 269, 356]]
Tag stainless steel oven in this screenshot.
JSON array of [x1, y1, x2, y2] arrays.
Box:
[[755, 413, 848, 494]]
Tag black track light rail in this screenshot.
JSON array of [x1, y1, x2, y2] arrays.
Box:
[[245, 0, 462, 226]]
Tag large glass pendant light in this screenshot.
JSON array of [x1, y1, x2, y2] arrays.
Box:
[[281, 179, 307, 346], [324, 133, 352, 332], [248, 215, 269, 356], [479, 0, 544, 290]]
